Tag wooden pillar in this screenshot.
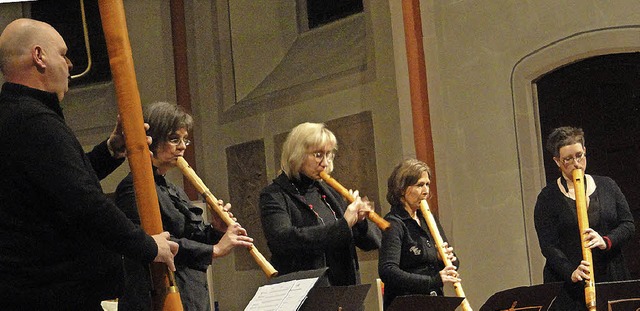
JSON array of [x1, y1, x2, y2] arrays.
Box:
[[170, 0, 198, 199], [401, 0, 439, 214]]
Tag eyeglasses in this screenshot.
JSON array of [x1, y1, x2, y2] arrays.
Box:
[[561, 152, 585, 165], [167, 137, 191, 146], [309, 151, 335, 163]]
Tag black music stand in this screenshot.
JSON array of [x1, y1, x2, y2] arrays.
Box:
[[265, 268, 371, 310], [267, 268, 330, 287], [246, 268, 329, 311], [300, 284, 371, 311], [387, 295, 464, 311], [595, 279, 640, 311], [480, 282, 563, 311]]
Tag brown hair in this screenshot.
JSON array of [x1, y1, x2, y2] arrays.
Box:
[[386, 159, 432, 207], [546, 126, 585, 157], [143, 101, 193, 154]]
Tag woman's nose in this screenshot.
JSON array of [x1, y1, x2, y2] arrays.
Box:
[[319, 157, 329, 167]]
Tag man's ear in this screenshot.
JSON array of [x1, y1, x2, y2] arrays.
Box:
[[32, 45, 46, 69], [553, 157, 561, 167]]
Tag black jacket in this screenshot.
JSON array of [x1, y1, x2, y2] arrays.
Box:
[[535, 174, 635, 310], [378, 204, 458, 309], [259, 172, 381, 286], [0, 83, 158, 309], [116, 170, 223, 311]]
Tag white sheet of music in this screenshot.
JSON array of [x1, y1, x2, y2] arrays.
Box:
[[244, 277, 319, 311]]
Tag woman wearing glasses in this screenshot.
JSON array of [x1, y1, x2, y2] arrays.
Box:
[[534, 126, 635, 311], [115, 102, 254, 311], [259, 122, 381, 285]]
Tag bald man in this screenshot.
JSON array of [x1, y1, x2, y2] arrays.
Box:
[[0, 18, 178, 310]]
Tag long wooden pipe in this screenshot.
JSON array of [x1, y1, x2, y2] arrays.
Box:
[[572, 169, 596, 311], [420, 200, 472, 311], [175, 157, 278, 278], [318, 171, 391, 231], [98, 1, 183, 310]]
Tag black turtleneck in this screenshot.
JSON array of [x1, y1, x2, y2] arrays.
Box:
[[291, 174, 338, 227], [0, 82, 156, 308]]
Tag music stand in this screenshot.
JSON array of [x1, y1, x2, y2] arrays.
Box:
[[246, 268, 329, 311], [387, 295, 464, 311], [480, 282, 563, 311], [299, 284, 371, 311], [267, 268, 330, 286], [596, 279, 640, 311]]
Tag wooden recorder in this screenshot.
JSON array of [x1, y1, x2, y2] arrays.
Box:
[[176, 157, 278, 278]]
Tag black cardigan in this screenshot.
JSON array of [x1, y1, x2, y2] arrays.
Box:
[[0, 83, 158, 309], [378, 204, 459, 309], [534, 174, 635, 309], [259, 172, 381, 286], [115, 171, 223, 311]]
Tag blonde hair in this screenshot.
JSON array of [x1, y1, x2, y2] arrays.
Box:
[[280, 122, 337, 179]]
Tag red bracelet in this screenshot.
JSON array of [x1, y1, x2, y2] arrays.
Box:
[[603, 236, 612, 251]]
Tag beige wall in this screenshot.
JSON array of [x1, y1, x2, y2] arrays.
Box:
[[190, 0, 402, 309], [2, 0, 639, 310], [417, 1, 640, 309]]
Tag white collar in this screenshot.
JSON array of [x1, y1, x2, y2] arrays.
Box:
[[557, 174, 596, 200]]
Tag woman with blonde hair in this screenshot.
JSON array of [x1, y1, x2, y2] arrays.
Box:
[[259, 122, 381, 285]]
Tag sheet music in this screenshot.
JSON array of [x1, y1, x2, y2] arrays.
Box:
[[244, 277, 318, 311]]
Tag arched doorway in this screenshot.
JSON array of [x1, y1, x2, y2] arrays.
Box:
[[511, 26, 640, 284], [536, 52, 640, 278]]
